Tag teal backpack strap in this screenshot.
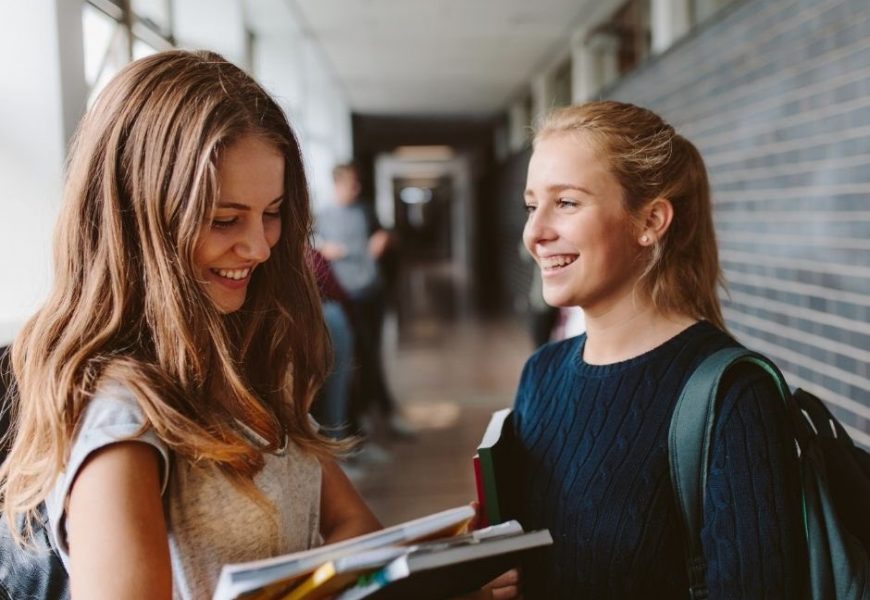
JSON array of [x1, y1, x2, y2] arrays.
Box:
[[669, 347, 790, 600]]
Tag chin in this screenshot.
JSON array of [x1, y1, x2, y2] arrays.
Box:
[[213, 296, 246, 314], [542, 291, 575, 308]]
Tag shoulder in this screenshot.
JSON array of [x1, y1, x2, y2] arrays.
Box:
[[315, 204, 343, 223], [79, 381, 148, 430], [45, 381, 171, 562], [516, 336, 583, 401], [524, 335, 583, 375], [715, 359, 790, 433], [50, 380, 171, 502]]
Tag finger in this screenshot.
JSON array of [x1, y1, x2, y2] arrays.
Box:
[[486, 569, 520, 588], [452, 590, 493, 600], [467, 501, 481, 531], [490, 586, 520, 600]]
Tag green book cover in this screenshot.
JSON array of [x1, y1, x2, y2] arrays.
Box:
[[476, 408, 516, 525]]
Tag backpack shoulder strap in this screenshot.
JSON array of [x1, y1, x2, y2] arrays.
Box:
[[669, 347, 790, 599]]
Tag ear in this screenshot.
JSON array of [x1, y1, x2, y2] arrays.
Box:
[[637, 197, 674, 246]]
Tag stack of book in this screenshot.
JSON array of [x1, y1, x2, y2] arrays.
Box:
[[212, 505, 551, 600], [473, 408, 518, 527]]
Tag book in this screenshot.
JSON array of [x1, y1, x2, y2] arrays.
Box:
[[212, 505, 475, 600], [475, 408, 519, 525], [286, 521, 524, 600], [334, 526, 553, 600], [472, 454, 487, 528], [280, 546, 408, 600]]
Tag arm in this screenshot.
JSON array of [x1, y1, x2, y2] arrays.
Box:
[[367, 229, 391, 260], [319, 458, 381, 543], [67, 441, 171, 600], [702, 367, 809, 599]]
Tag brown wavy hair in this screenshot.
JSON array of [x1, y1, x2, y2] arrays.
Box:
[[1, 50, 334, 536], [535, 101, 726, 330]]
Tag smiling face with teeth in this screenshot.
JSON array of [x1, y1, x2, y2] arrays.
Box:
[[523, 132, 644, 314], [193, 134, 285, 313]]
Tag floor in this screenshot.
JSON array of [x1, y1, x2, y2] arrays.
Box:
[[350, 313, 533, 526]]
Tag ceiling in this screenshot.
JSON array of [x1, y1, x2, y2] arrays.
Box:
[[283, 0, 592, 117]]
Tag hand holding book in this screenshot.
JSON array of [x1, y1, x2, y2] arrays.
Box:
[[213, 505, 550, 600]]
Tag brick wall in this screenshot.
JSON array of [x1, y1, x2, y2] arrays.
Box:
[[604, 0, 870, 445]]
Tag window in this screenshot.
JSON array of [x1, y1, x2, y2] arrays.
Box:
[[82, 0, 174, 103], [552, 59, 572, 107], [609, 0, 651, 76]]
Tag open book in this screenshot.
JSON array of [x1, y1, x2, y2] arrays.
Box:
[[212, 506, 475, 600], [474, 408, 519, 526], [334, 525, 552, 600]]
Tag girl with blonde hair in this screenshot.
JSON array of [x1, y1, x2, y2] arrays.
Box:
[[514, 100, 807, 598], [0, 50, 380, 599]]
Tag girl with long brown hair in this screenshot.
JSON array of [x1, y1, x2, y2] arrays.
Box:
[[514, 101, 808, 598], [0, 50, 380, 599]]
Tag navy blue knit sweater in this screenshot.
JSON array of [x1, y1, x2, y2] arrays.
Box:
[[513, 321, 808, 599]]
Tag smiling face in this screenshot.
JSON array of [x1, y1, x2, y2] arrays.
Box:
[[522, 132, 644, 314], [194, 134, 285, 313]]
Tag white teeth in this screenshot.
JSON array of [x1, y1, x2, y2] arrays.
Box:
[[213, 268, 251, 280], [540, 255, 577, 270]]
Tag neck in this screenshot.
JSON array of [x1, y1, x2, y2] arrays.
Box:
[[581, 293, 697, 365]]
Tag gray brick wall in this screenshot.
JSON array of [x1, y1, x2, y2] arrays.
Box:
[[606, 0, 870, 445]]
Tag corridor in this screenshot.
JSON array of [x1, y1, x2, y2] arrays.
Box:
[[352, 315, 532, 526]]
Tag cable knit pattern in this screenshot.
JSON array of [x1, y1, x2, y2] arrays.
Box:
[[513, 321, 807, 599]]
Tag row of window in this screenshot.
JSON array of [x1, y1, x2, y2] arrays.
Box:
[[509, 0, 740, 148], [84, 0, 181, 105]]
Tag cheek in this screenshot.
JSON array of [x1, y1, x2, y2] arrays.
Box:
[[266, 220, 282, 248], [192, 230, 227, 268], [192, 235, 211, 271]]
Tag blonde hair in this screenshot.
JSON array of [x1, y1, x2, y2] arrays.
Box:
[[1, 50, 334, 536], [535, 101, 726, 330]]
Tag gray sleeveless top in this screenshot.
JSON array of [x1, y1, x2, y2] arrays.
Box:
[[45, 382, 322, 599]]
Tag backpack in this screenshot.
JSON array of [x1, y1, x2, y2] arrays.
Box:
[[668, 347, 870, 600], [0, 345, 70, 600]]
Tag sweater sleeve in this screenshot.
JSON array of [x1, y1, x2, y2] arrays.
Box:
[[701, 366, 809, 599]]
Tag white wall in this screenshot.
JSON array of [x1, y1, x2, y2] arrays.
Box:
[[0, 0, 86, 346], [173, 0, 249, 67], [247, 1, 353, 210]]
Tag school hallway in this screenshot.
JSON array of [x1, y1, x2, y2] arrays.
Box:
[[350, 309, 532, 526]]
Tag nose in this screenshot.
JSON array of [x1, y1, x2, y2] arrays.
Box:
[[523, 206, 556, 253], [235, 221, 272, 263]]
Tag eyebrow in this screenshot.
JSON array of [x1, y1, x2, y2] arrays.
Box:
[[523, 184, 593, 199], [216, 196, 284, 211]]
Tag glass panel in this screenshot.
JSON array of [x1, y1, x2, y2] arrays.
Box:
[[82, 3, 117, 88], [553, 60, 572, 107], [132, 38, 158, 60], [132, 0, 170, 36], [86, 25, 131, 105], [611, 0, 651, 75]]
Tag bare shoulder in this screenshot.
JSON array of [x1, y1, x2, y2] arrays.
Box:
[[67, 442, 171, 600]]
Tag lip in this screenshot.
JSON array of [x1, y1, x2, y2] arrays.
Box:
[[206, 266, 254, 290], [540, 264, 574, 279], [537, 253, 578, 278]]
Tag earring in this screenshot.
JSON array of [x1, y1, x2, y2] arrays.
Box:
[[640, 235, 650, 244]]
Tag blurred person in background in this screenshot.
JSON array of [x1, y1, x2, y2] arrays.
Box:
[[308, 247, 356, 442], [315, 164, 415, 442]]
